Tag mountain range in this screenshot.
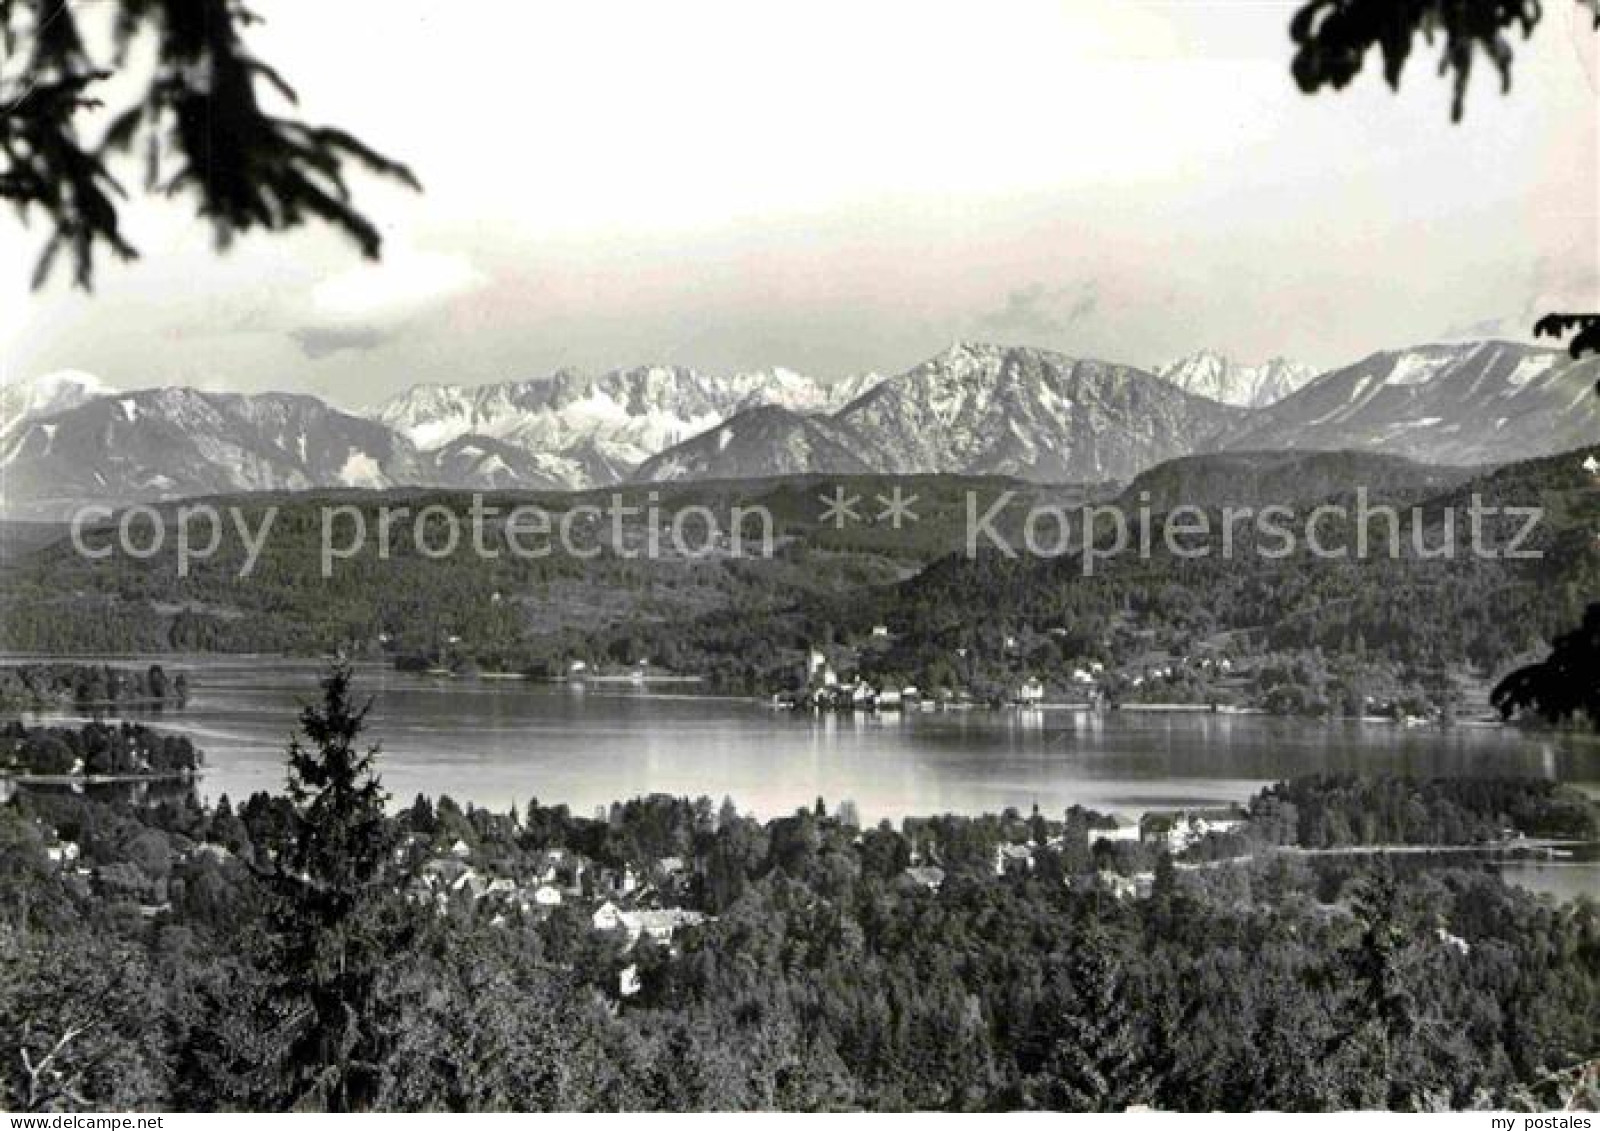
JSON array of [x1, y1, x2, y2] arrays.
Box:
[[637, 343, 1245, 484], [2, 340, 1595, 518], [0, 370, 114, 441], [1215, 341, 1600, 464], [1154, 351, 1318, 408], [0, 387, 427, 518], [371, 365, 884, 478]]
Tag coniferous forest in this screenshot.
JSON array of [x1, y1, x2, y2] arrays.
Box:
[[1, 667, 1596, 1112]]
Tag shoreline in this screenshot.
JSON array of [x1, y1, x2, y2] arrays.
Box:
[[1, 769, 202, 786]]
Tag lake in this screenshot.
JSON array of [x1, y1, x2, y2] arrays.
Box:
[[14, 656, 1600, 828]]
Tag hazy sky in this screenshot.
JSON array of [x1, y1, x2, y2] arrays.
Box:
[[3, 0, 1597, 405]]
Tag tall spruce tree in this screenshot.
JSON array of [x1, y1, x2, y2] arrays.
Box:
[[264, 662, 402, 1112]]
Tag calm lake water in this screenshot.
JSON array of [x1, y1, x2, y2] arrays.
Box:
[[9, 655, 1598, 900], [14, 656, 1600, 829]]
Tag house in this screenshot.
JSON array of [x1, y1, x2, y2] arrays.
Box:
[[1091, 870, 1139, 901], [903, 865, 946, 891], [591, 900, 626, 932], [422, 857, 470, 889], [531, 884, 563, 907], [877, 688, 903, 709], [617, 908, 707, 945], [993, 843, 1034, 876], [448, 838, 472, 860], [45, 840, 81, 865], [654, 857, 689, 886], [392, 833, 423, 863], [871, 624, 890, 638], [1140, 814, 1179, 850], [1015, 678, 1044, 705], [601, 865, 639, 896], [1184, 806, 1245, 843], [1092, 814, 1141, 845], [1144, 807, 1247, 852]]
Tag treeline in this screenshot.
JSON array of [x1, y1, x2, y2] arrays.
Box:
[[0, 721, 201, 778], [1, 770, 1596, 1111], [565, 449, 1600, 699], [1250, 775, 1600, 848], [0, 664, 188, 711]]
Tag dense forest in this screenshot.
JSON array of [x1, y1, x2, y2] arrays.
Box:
[[0, 664, 188, 712], [0, 450, 1594, 714], [0, 720, 201, 779], [1, 699, 1596, 1111]]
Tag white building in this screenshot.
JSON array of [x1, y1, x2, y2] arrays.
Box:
[[617, 908, 707, 946], [1093, 814, 1142, 845]]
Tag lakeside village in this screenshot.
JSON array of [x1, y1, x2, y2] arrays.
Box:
[[762, 625, 1477, 725], [2, 722, 1278, 994], [395, 621, 1482, 725]]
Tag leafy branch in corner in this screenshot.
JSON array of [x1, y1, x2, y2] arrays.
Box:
[[1492, 604, 1600, 730], [0, 0, 419, 288], [1535, 314, 1600, 374], [1290, 0, 1600, 122]]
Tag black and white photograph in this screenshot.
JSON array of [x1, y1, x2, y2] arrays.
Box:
[[1, 0, 1598, 1118]]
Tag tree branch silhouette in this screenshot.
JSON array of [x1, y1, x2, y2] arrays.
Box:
[[1, 0, 419, 289], [1290, 0, 1600, 122]]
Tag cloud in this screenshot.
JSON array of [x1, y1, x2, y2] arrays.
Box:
[[1440, 258, 1600, 344], [974, 281, 1099, 341], [309, 248, 487, 323], [289, 247, 488, 359], [1523, 256, 1600, 320], [291, 324, 398, 359], [1438, 315, 1520, 341]]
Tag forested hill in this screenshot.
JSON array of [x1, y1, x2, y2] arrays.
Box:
[[1119, 450, 1476, 513], [805, 446, 1599, 701], [568, 446, 1596, 701], [0, 475, 1094, 662], [0, 449, 1593, 708]]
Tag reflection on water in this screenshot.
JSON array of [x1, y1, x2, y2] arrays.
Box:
[[1497, 860, 1599, 903], [6, 655, 1596, 900], [8, 655, 1597, 824]]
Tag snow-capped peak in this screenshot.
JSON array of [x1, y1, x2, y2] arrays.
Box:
[[1, 369, 117, 437], [1154, 352, 1318, 408], [365, 364, 887, 487]]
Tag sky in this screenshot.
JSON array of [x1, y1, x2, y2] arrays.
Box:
[[2, 0, 1597, 406]]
